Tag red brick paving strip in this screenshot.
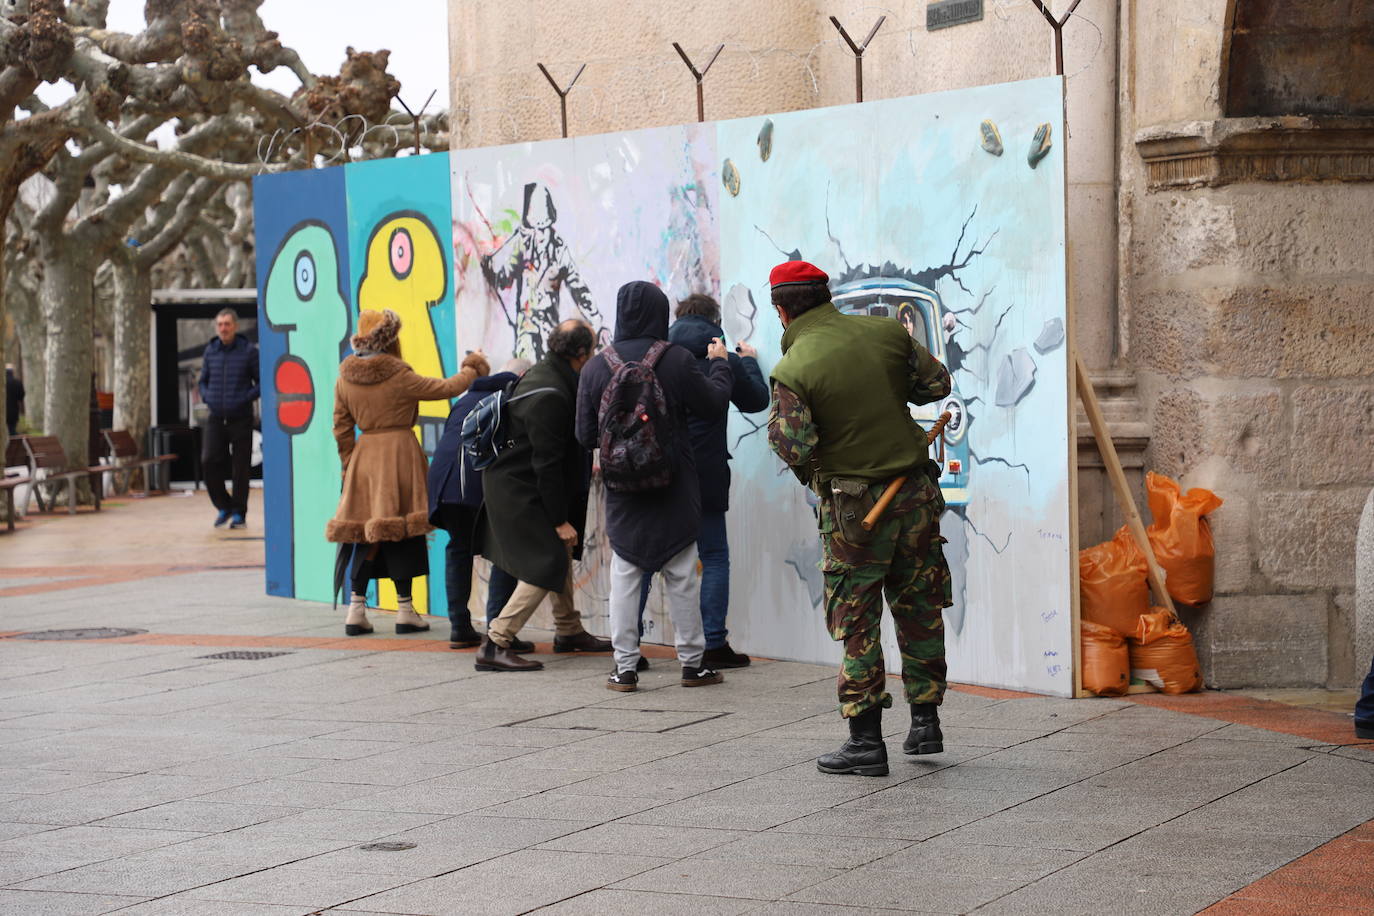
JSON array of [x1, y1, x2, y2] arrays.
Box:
[[1199, 820, 1374, 914]]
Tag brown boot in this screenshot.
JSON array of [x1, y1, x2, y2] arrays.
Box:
[[553, 631, 612, 653], [474, 637, 544, 672]]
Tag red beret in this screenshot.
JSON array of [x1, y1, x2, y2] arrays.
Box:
[[769, 260, 829, 289]]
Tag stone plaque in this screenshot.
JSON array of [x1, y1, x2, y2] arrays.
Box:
[[927, 0, 983, 30]]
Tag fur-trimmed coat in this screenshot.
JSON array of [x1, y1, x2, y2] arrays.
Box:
[[326, 354, 476, 544]]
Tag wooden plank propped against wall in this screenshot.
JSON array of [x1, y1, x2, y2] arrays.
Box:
[[1076, 351, 1179, 622]]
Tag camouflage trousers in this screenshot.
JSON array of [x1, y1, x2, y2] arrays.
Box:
[[819, 472, 952, 718]]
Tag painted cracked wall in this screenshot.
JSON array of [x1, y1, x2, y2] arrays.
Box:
[[716, 77, 1073, 696]]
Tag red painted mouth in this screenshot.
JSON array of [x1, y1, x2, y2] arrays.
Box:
[[275, 355, 314, 434]]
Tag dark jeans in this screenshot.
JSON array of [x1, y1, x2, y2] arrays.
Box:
[[636, 510, 730, 649], [1358, 652, 1374, 730], [202, 414, 252, 516], [437, 504, 519, 626]]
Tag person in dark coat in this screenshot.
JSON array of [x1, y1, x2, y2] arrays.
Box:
[[475, 320, 612, 671], [574, 281, 733, 691], [1357, 651, 1374, 740], [199, 309, 259, 529], [635, 294, 770, 669], [428, 358, 529, 650], [5, 364, 24, 436]]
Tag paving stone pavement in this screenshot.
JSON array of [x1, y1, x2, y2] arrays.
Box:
[[2, 496, 1373, 914]]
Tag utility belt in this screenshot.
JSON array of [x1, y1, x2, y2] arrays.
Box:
[[813, 461, 932, 547]]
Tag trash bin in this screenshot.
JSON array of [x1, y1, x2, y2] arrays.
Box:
[[148, 425, 202, 491]]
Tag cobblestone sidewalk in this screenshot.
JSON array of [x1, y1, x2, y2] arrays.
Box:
[[1, 494, 1371, 914]]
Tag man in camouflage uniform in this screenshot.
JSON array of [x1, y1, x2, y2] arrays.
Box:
[[765, 260, 953, 776]]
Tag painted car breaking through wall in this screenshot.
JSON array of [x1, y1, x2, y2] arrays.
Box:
[[253, 76, 1074, 695]]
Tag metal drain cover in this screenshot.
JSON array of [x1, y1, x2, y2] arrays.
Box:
[[11, 628, 147, 641], [359, 842, 417, 852], [197, 650, 294, 660]]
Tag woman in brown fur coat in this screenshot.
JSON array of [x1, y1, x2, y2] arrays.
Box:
[[327, 308, 487, 635]]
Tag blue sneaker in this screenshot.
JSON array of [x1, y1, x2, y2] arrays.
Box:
[[229, 514, 246, 529], [214, 510, 231, 528]]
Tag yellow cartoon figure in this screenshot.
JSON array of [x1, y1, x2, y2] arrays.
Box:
[[358, 211, 451, 614]]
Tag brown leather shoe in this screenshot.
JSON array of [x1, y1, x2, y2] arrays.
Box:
[[474, 637, 544, 672], [553, 631, 612, 653]]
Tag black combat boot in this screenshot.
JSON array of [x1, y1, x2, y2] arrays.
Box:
[[817, 706, 888, 776], [903, 703, 944, 755]]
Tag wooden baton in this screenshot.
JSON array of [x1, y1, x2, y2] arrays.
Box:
[[861, 411, 952, 531]]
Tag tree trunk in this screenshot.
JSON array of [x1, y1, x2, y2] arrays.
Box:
[[111, 260, 152, 450], [39, 246, 96, 490], [13, 293, 46, 432]]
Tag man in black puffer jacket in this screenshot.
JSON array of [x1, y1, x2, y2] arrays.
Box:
[[635, 294, 769, 668], [199, 309, 259, 529]]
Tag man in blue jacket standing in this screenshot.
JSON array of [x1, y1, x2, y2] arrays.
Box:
[[199, 309, 259, 529], [428, 358, 529, 649]]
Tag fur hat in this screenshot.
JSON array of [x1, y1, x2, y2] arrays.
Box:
[[351, 309, 401, 355]]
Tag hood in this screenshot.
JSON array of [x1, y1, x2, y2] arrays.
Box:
[[667, 314, 723, 359], [338, 353, 407, 385], [613, 281, 670, 342], [472, 371, 518, 392]]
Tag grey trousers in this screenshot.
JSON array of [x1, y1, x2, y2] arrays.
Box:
[[609, 543, 705, 673]]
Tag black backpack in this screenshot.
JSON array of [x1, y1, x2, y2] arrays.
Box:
[[459, 380, 559, 492], [596, 340, 674, 492]]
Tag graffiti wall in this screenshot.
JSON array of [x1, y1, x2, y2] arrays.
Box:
[[254, 156, 458, 614], [452, 123, 719, 640], [256, 76, 1072, 694], [255, 167, 352, 602]]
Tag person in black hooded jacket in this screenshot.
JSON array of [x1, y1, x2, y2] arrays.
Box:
[[634, 294, 769, 669], [575, 281, 734, 691]]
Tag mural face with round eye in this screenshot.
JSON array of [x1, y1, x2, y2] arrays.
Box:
[[294, 250, 317, 301], [389, 227, 414, 280]]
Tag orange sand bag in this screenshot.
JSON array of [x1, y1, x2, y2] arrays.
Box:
[[1081, 621, 1129, 697], [1079, 526, 1150, 635], [1128, 608, 1203, 695], [1146, 472, 1223, 606]]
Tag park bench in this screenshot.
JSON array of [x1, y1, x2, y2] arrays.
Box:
[[17, 435, 103, 515], [101, 429, 177, 495], [1, 439, 29, 533]]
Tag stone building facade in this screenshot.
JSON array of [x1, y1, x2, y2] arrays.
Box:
[[447, 0, 1374, 688]]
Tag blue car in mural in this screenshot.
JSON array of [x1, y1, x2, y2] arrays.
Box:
[[832, 278, 970, 507]]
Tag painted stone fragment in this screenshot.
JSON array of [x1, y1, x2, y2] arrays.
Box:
[[722, 158, 741, 196], [980, 119, 1003, 156]]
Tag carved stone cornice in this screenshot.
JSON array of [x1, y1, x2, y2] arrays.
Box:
[[1135, 116, 1374, 190]]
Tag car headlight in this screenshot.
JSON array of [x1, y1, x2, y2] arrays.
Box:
[[941, 395, 967, 444]]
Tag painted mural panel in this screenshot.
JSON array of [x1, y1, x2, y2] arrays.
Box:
[[253, 167, 352, 600], [452, 123, 719, 639], [344, 154, 457, 614], [716, 76, 1073, 695]]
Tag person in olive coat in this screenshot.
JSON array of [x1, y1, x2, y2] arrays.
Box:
[[475, 320, 612, 671]]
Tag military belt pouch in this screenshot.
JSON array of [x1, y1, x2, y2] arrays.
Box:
[[827, 476, 879, 546]]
